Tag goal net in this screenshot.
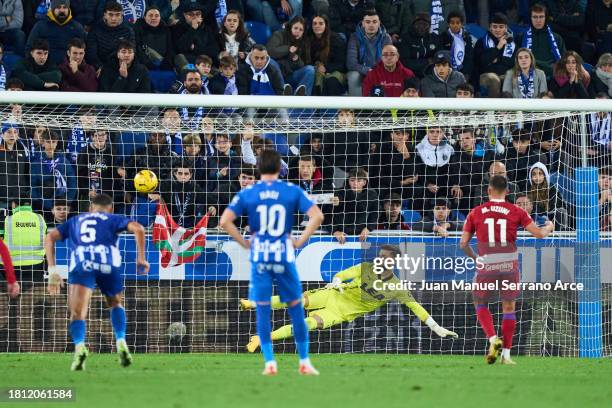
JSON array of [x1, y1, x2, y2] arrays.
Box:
[[0, 93, 609, 358]]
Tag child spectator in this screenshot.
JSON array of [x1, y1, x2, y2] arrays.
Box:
[[411, 198, 461, 237], [421, 50, 466, 97], [217, 10, 254, 62], [527, 162, 557, 218], [438, 10, 473, 82], [210, 55, 238, 95], [375, 193, 411, 231], [12, 38, 61, 91]]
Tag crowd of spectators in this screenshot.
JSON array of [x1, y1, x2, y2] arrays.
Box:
[[0, 0, 610, 236]]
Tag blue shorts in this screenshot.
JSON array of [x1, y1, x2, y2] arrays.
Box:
[[249, 261, 303, 303], [68, 261, 124, 297]]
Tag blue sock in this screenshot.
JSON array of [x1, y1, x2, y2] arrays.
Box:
[[110, 306, 127, 342], [256, 304, 274, 363], [287, 302, 309, 360], [69, 320, 86, 346]]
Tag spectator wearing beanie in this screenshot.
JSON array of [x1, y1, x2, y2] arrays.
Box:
[[362, 44, 415, 97], [25, 0, 86, 64], [328, 0, 374, 39], [396, 12, 440, 78], [86, 1, 135, 71], [59, 37, 97, 91], [420, 50, 466, 97]]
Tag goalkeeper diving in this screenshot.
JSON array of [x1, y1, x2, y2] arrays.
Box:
[[241, 244, 458, 351]]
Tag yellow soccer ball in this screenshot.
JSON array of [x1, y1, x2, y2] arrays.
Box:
[[134, 169, 158, 193]]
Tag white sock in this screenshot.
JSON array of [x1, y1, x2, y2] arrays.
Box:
[[488, 335, 498, 344], [502, 348, 511, 359], [75, 342, 85, 351], [299, 358, 311, 366], [116, 339, 126, 348]]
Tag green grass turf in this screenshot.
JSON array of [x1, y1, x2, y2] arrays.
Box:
[[0, 353, 611, 408]]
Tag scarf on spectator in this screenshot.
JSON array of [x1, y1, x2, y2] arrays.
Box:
[[215, 0, 227, 28], [224, 75, 238, 95], [356, 25, 386, 68], [522, 26, 561, 62], [224, 33, 239, 58], [449, 29, 465, 70], [484, 32, 515, 58], [165, 131, 183, 155], [518, 68, 535, 99], [590, 112, 611, 146], [42, 155, 68, 196], [430, 0, 444, 34], [246, 53, 274, 95], [67, 124, 88, 163], [118, 0, 146, 24], [180, 89, 205, 130], [596, 67, 612, 98], [0, 64, 5, 91]]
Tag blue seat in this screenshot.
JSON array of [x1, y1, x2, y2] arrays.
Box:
[[149, 70, 177, 93], [246, 21, 272, 45], [451, 209, 466, 223], [402, 209, 422, 224], [583, 62, 594, 74], [261, 133, 289, 156], [3, 53, 22, 75], [465, 23, 487, 40], [509, 24, 528, 37]]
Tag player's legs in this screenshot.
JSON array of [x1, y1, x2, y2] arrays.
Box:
[[500, 300, 517, 364], [249, 263, 277, 373], [68, 284, 92, 371], [98, 270, 132, 367], [241, 287, 332, 311], [276, 263, 318, 375]]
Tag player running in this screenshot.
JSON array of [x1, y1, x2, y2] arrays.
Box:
[[460, 175, 554, 365], [219, 150, 325, 376], [240, 244, 458, 351], [44, 194, 150, 371], [0, 237, 19, 298]]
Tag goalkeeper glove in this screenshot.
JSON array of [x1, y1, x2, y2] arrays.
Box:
[[433, 325, 459, 339], [325, 277, 344, 293]]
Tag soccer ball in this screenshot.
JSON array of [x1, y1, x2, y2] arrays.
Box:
[[167, 322, 187, 339], [134, 170, 158, 193]]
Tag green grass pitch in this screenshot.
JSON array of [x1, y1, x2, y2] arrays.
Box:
[[0, 353, 610, 408]]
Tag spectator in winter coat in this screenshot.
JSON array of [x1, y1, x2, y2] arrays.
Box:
[[98, 39, 151, 93], [590, 53, 612, 97], [308, 14, 347, 96], [403, 0, 465, 35], [0, 0, 26, 55], [396, 12, 440, 78], [172, 2, 220, 71], [59, 37, 97, 92], [515, 3, 566, 79], [502, 48, 547, 98], [30, 130, 77, 212], [86, 1, 135, 71], [362, 44, 415, 96], [549, 50, 591, 99], [420, 50, 466, 97], [345, 9, 392, 96], [328, 0, 374, 39], [540, 0, 585, 56], [134, 5, 175, 70], [586, 0, 612, 56], [473, 12, 516, 98], [217, 10, 254, 63], [237, 45, 284, 95], [26, 0, 86, 64], [375, 0, 411, 41], [0, 122, 30, 208], [12, 38, 62, 91], [437, 10, 473, 82]]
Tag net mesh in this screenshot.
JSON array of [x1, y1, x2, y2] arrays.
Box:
[[0, 99, 610, 357]]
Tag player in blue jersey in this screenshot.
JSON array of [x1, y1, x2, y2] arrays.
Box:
[[44, 194, 149, 371], [220, 150, 325, 376]]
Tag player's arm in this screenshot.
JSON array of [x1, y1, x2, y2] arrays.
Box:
[[403, 300, 459, 339], [325, 264, 361, 292], [127, 221, 150, 274], [0, 239, 19, 298], [525, 220, 554, 239], [219, 208, 250, 249], [292, 204, 324, 249], [44, 229, 65, 295], [459, 230, 478, 260]]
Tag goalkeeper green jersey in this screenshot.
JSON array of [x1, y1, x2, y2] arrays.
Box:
[[331, 262, 430, 322]]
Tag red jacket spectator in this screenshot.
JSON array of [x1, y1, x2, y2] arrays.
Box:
[[362, 58, 415, 97]]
